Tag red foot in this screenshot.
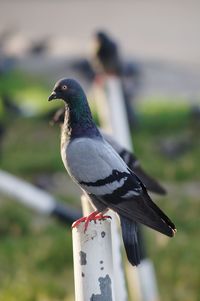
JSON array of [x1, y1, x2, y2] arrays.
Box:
[[72, 216, 88, 228], [72, 211, 111, 232], [95, 213, 112, 220]]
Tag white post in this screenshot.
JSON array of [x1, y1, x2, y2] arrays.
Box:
[[0, 169, 80, 222], [105, 78, 133, 151], [72, 219, 116, 301], [93, 76, 160, 301], [0, 169, 55, 214], [80, 194, 128, 301]]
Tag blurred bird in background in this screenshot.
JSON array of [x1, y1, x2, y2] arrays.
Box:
[[70, 31, 141, 128], [28, 36, 51, 56], [92, 31, 140, 128]]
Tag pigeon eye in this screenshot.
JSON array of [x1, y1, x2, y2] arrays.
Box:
[[62, 85, 67, 90]]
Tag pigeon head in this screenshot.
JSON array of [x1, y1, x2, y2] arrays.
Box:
[[96, 31, 109, 44], [48, 79, 98, 137], [48, 78, 86, 104]]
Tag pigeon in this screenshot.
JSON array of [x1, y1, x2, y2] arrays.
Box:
[[94, 31, 122, 75], [94, 31, 138, 127], [94, 31, 140, 79], [28, 36, 50, 56], [51, 107, 166, 195], [48, 78, 176, 266]]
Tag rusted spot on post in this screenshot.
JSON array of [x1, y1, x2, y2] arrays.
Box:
[[101, 231, 106, 238], [79, 251, 87, 265], [90, 274, 113, 301]]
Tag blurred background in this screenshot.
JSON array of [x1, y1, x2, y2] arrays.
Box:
[[0, 0, 200, 300]]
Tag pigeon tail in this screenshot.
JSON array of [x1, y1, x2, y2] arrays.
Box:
[[109, 177, 176, 238], [120, 216, 140, 266]]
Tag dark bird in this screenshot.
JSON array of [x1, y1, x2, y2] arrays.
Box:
[[48, 78, 176, 266], [28, 37, 50, 56], [94, 31, 140, 78], [51, 107, 166, 195], [94, 31, 140, 127], [94, 31, 122, 75]]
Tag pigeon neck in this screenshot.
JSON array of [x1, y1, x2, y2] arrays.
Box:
[[62, 95, 99, 139]]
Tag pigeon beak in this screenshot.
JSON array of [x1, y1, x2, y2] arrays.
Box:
[[48, 91, 57, 101]]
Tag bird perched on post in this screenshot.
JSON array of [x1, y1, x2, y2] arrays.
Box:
[[93, 31, 139, 127], [94, 31, 122, 75], [51, 107, 166, 195], [48, 78, 176, 266]]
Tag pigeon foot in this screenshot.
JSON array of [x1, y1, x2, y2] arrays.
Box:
[[72, 211, 111, 232]]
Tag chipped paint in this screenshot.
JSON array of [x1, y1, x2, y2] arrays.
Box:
[[79, 251, 87, 265], [90, 274, 112, 301], [101, 231, 106, 238], [73, 219, 117, 301], [82, 230, 97, 243]]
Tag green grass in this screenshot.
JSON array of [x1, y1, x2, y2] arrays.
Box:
[[0, 71, 199, 300], [146, 196, 200, 301], [1, 118, 62, 174], [0, 71, 61, 117], [132, 100, 200, 182], [0, 200, 74, 301]]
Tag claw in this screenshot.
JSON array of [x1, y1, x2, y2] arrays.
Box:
[[95, 213, 112, 220], [72, 216, 87, 228], [72, 211, 111, 232], [84, 211, 99, 232]]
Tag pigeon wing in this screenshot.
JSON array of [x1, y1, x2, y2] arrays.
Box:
[[102, 131, 166, 195], [65, 137, 133, 196], [66, 137, 176, 237], [99, 173, 176, 237]]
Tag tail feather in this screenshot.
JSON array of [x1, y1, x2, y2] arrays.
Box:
[[110, 187, 176, 238], [120, 216, 140, 266]]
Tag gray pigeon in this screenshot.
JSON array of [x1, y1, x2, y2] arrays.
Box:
[[51, 107, 166, 195], [48, 78, 176, 266]]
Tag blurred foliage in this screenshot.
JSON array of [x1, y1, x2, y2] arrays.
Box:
[[0, 71, 199, 300], [0, 200, 73, 301], [0, 201, 31, 237], [1, 117, 62, 174], [133, 101, 200, 182], [0, 71, 61, 115]]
